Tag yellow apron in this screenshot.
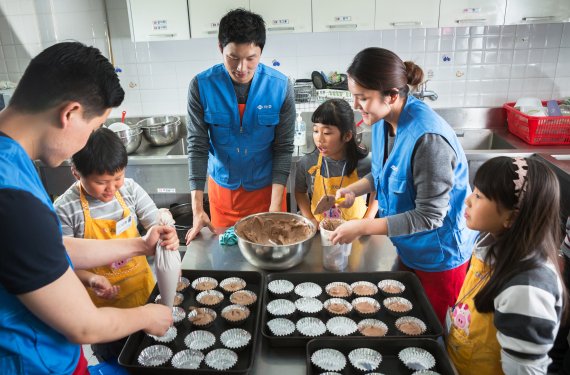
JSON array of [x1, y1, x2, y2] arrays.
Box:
[[309, 154, 367, 222], [446, 253, 503, 375], [80, 187, 155, 309]]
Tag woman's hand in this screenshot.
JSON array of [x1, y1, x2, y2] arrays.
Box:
[[89, 275, 120, 300], [336, 188, 356, 208], [330, 220, 363, 245], [185, 210, 215, 245]]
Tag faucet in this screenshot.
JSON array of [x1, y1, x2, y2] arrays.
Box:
[[411, 80, 438, 101]]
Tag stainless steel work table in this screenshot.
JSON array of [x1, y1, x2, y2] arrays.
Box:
[[180, 228, 399, 374]]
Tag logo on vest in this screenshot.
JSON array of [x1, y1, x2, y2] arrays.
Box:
[[256, 104, 272, 110], [391, 165, 399, 172]]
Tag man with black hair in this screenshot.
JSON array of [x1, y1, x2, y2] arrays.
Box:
[[185, 8, 295, 243], [0, 42, 176, 374]]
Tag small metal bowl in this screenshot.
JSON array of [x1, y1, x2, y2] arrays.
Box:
[[136, 116, 181, 146], [109, 124, 142, 154]]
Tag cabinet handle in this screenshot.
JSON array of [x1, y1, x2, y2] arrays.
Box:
[[327, 24, 357, 29], [390, 21, 422, 26], [147, 33, 177, 38], [455, 18, 487, 24], [268, 26, 295, 31], [206, 30, 217, 35], [521, 16, 555, 21]]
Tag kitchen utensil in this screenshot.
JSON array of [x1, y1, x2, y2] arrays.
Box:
[[136, 115, 181, 146], [121, 110, 127, 123], [169, 202, 210, 245], [109, 123, 142, 154], [314, 195, 346, 215]]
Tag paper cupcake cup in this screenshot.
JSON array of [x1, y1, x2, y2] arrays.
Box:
[[191, 276, 218, 291], [348, 347, 383, 372], [323, 298, 353, 316], [229, 290, 258, 306], [357, 319, 388, 337], [294, 282, 322, 298], [147, 325, 177, 343], [350, 281, 378, 297], [220, 328, 252, 351], [267, 279, 294, 296], [325, 282, 353, 298], [137, 344, 172, 367], [377, 279, 405, 296], [205, 348, 238, 371], [351, 297, 381, 317], [395, 316, 427, 336], [383, 297, 413, 317], [267, 318, 296, 336], [311, 348, 347, 372], [171, 349, 204, 369], [196, 290, 224, 307], [176, 276, 190, 292], [221, 304, 250, 325], [187, 307, 217, 328], [154, 292, 184, 307], [295, 297, 323, 315], [220, 277, 247, 293], [398, 347, 436, 371], [172, 307, 186, 324], [267, 299, 296, 317], [297, 317, 327, 337], [326, 316, 358, 336], [184, 330, 216, 351]]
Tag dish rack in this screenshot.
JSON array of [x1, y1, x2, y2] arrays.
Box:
[[503, 101, 570, 145], [293, 78, 353, 112]]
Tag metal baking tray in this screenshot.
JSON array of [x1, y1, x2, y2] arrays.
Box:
[[306, 337, 455, 374], [261, 271, 442, 347], [118, 269, 263, 374]]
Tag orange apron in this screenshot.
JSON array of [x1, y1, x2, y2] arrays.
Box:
[[80, 187, 155, 308], [309, 153, 367, 222]]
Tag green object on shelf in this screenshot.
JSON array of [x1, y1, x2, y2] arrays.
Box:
[[219, 226, 238, 246]]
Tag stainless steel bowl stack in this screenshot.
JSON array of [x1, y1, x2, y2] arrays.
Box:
[[234, 212, 317, 270], [136, 115, 181, 146], [111, 124, 143, 154]]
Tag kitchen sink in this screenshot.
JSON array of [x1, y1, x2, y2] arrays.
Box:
[[455, 129, 514, 150]]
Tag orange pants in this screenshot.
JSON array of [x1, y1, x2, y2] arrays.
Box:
[[208, 177, 287, 227]]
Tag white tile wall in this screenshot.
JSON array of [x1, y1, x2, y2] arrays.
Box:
[[0, 0, 569, 118]]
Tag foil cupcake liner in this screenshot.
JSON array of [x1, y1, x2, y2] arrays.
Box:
[[295, 297, 323, 315], [350, 281, 378, 297], [349, 347, 383, 372], [377, 279, 406, 296], [297, 317, 327, 337], [220, 328, 252, 351], [191, 276, 218, 291], [326, 316, 358, 336], [137, 344, 172, 367], [325, 282, 353, 298], [267, 279, 294, 296], [294, 282, 323, 298], [398, 347, 436, 371], [196, 289, 224, 307], [154, 292, 184, 307], [357, 319, 388, 337], [187, 307, 217, 328], [172, 307, 186, 324], [395, 316, 427, 336], [171, 349, 204, 369], [229, 290, 258, 306], [221, 304, 250, 325], [318, 373, 344, 375], [184, 330, 216, 351], [311, 348, 347, 372], [323, 298, 353, 316], [176, 276, 190, 292], [204, 348, 238, 371], [267, 299, 296, 316], [147, 325, 177, 343], [411, 371, 441, 375], [383, 296, 413, 317], [351, 297, 381, 316], [267, 318, 296, 336], [220, 277, 247, 293]]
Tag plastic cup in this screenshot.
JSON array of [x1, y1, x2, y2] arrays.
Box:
[[319, 220, 351, 271]]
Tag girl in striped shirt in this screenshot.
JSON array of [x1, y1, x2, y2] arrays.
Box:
[[446, 156, 566, 375]]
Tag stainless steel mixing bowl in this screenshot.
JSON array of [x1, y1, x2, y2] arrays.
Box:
[[111, 125, 143, 154], [136, 116, 181, 146], [234, 212, 317, 270]]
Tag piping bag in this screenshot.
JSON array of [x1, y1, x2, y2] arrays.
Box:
[[154, 208, 181, 308]]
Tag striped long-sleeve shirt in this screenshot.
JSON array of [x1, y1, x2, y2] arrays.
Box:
[[562, 216, 570, 258]]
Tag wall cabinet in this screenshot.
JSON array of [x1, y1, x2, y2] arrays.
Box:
[[439, 0, 507, 27], [127, 0, 190, 42], [188, 0, 249, 38], [250, 0, 312, 33], [375, 0, 439, 29], [504, 0, 570, 25], [312, 0, 375, 33]]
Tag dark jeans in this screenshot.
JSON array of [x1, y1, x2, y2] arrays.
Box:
[[549, 255, 570, 374], [92, 337, 128, 363]]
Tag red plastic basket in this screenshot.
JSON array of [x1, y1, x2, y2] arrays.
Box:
[[503, 101, 570, 145]]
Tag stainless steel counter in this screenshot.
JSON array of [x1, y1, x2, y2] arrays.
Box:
[[180, 228, 399, 374]]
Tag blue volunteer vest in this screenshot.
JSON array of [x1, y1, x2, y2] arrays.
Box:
[[0, 135, 79, 374], [197, 63, 288, 190], [372, 95, 476, 271]]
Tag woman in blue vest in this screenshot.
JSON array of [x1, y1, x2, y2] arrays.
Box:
[[330, 48, 477, 323]]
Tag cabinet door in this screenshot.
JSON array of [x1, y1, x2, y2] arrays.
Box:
[[375, 0, 439, 29], [188, 0, 249, 38], [505, 0, 570, 24], [312, 0, 375, 33], [439, 0, 507, 27], [250, 0, 312, 33], [127, 0, 190, 42]]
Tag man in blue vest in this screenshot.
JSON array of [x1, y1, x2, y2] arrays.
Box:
[[185, 8, 295, 243], [0, 42, 177, 374]]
